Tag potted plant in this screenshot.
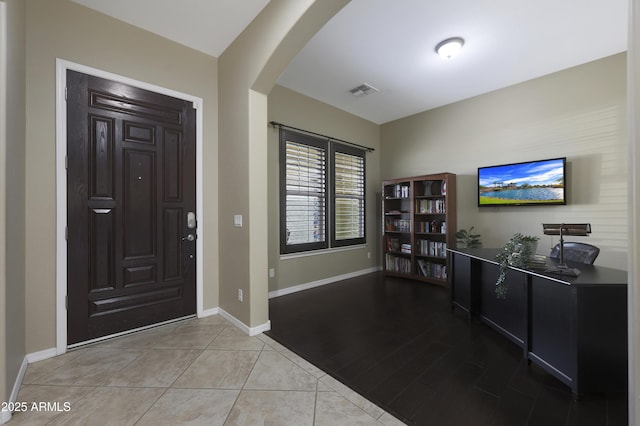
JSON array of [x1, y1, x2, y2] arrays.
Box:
[[495, 233, 539, 298], [455, 227, 482, 248]]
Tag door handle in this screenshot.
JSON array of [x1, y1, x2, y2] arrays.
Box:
[[182, 234, 196, 242]]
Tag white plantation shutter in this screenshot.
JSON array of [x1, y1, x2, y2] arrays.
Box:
[[333, 150, 365, 245], [284, 141, 327, 247]]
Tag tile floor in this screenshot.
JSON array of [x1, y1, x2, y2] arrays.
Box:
[[8, 315, 405, 425]]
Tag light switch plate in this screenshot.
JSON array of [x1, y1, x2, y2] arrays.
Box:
[[234, 215, 243, 227]]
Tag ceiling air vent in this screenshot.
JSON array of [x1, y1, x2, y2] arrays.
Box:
[[349, 83, 379, 97]]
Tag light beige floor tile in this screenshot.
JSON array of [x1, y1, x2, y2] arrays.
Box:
[[224, 390, 316, 426], [11, 316, 394, 426], [172, 350, 260, 389], [103, 349, 201, 387], [137, 388, 239, 426], [35, 348, 142, 386], [257, 334, 288, 352], [173, 322, 227, 336], [315, 391, 384, 426], [47, 387, 165, 426], [317, 381, 335, 392], [319, 374, 385, 419], [279, 347, 327, 378], [22, 348, 92, 384], [8, 385, 92, 425], [244, 350, 317, 391], [206, 326, 265, 351], [378, 412, 408, 426], [149, 329, 219, 349], [92, 325, 178, 350], [175, 315, 230, 330]]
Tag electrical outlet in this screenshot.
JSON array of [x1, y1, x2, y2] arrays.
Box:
[[367, 251, 371, 259], [238, 289, 243, 302], [269, 268, 275, 278]]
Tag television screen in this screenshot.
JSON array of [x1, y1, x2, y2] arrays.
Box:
[[478, 157, 566, 206]]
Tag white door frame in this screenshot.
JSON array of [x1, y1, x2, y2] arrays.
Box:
[[55, 59, 204, 354]]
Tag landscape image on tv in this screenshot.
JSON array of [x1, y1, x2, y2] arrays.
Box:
[[478, 158, 566, 206]]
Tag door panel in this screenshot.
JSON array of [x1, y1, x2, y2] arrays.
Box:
[[67, 70, 196, 344]]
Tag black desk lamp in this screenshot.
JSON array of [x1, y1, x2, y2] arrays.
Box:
[[542, 223, 591, 276]]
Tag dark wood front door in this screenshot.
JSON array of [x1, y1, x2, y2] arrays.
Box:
[[66, 70, 197, 345]]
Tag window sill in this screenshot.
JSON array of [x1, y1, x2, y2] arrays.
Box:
[[280, 244, 366, 261]]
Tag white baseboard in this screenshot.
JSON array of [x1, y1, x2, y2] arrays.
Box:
[[268, 266, 381, 299], [26, 347, 58, 364], [200, 307, 219, 318], [218, 308, 271, 336]]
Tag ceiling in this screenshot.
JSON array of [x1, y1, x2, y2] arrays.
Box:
[[72, 0, 628, 125], [71, 0, 270, 57]]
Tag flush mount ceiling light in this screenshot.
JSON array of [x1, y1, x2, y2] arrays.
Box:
[[435, 37, 465, 59]]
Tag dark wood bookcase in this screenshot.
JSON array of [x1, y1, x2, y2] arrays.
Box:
[[382, 173, 457, 286]]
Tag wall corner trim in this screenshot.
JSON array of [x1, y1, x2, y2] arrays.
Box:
[[200, 307, 220, 318], [4, 355, 29, 423], [218, 308, 271, 336]]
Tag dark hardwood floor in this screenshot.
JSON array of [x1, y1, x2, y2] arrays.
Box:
[[266, 272, 628, 426]]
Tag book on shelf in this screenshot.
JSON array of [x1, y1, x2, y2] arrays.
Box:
[[386, 218, 410, 232], [389, 184, 410, 198], [417, 259, 427, 276], [416, 199, 446, 214], [416, 259, 447, 279], [401, 243, 412, 254], [417, 221, 446, 234], [385, 254, 411, 274], [417, 240, 447, 257]]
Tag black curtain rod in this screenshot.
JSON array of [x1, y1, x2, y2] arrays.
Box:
[[269, 121, 375, 152]]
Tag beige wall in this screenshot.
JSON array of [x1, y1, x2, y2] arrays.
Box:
[[24, 0, 219, 353], [381, 53, 628, 270], [217, 0, 349, 328], [267, 85, 380, 292], [3, 0, 26, 404]]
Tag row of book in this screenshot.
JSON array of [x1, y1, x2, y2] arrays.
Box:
[[416, 240, 447, 257], [387, 184, 410, 198], [385, 218, 410, 232], [416, 221, 446, 234], [417, 259, 447, 280], [416, 199, 446, 214], [385, 254, 411, 274]]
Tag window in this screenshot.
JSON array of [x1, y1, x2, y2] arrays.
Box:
[[332, 144, 365, 247], [280, 129, 366, 254]]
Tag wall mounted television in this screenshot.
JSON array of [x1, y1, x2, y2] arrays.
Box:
[[478, 157, 566, 207]]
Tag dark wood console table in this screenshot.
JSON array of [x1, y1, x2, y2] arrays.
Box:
[[449, 248, 627, 397]]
